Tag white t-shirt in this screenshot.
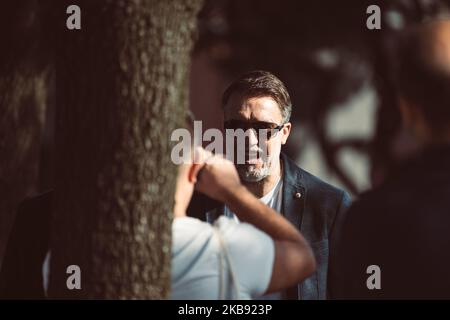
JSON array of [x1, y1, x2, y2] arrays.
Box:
[[223, 177, 283, 222], [221, 177, 283, 300], [42, 216, 274, 300], [170, 216, 275, 300]]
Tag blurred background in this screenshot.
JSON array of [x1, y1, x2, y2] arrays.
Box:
[[190, 0, 450, 196]]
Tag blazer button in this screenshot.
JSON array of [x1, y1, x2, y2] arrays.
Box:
[[294, 192, 302, 199]]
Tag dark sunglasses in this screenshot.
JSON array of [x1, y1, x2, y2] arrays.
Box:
[[223, 120, 285, 140]]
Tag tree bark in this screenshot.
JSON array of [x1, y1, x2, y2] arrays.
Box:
[[49, 0, 203, 299]]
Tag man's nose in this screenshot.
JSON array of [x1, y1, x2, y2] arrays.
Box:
[[246, 128, 259, 147]]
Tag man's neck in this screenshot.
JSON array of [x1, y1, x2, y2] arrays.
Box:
[[243, 160, 282, 198], [173, 205, 187, 219]]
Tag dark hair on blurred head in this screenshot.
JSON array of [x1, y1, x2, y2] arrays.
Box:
[[395, 19, 450, 134], [221, 70, 292, 123]]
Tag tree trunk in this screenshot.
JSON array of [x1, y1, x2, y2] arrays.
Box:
[[48, 0, 203, 299]]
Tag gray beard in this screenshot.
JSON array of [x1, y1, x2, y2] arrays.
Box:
[[237, 163, 272, 183]]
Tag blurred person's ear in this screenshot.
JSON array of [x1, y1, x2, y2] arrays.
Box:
[[280, 122, 292, 145]]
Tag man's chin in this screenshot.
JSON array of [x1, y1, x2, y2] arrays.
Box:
[[236, 165, 267, 183], [240, 175, 265, 183], [236, 164, 260, 174], [244, 158, 262, 165]]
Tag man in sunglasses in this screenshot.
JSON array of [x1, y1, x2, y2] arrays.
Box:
[[187, 70, 351, 300]]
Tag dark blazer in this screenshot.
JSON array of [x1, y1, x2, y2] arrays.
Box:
[[330, 145, 450, 299], [0, 190, 52, 299], [187, 153, 351, 300]]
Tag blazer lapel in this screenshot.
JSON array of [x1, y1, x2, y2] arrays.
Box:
[[281, 153, 307, 300], [281, 153, 306, 231]]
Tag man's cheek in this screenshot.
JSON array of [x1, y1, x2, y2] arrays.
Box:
[[269, 142, 282, 160], [266, 141, 277, 157]]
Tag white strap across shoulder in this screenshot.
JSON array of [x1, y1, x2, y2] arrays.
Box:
[[213, 225, 240, 300]]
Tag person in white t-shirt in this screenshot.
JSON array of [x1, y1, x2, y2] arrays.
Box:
[[171, 148, 316, 299], [217, 170, 283, 299]]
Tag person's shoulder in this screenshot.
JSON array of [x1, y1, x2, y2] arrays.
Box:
[[20, 189, 53, 209], [215, 216, 273, 250], [172, 217, 227, 243], [14, 190, 53, 230], [173, 216, 255, 252], [173, 216, 212, 235], [341, 186, 392, 230], [282, 153, 349, 202], [214, 216, 242, 236], [0, 191, 53, 298], [349, 177, 402, 212], [301, 167, 348, 198]]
